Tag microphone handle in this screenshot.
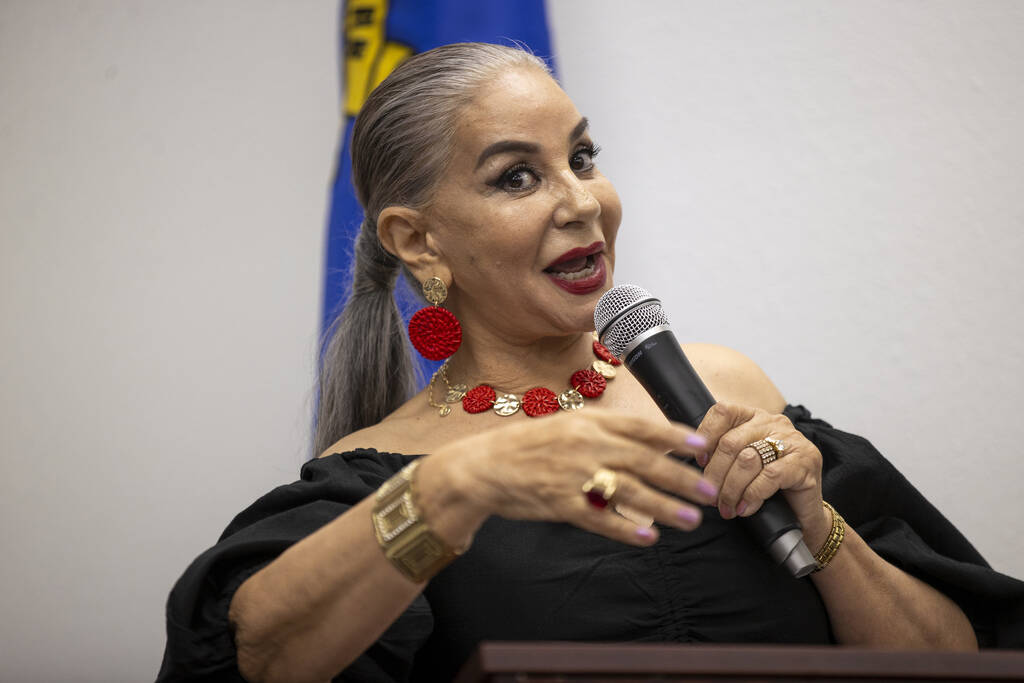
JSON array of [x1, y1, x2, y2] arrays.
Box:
[[620, 328, 818, 578]]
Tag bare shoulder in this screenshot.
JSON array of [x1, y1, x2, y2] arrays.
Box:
[[317, 392, 440, 458], [318, 423, 399, 459], [682, 343, 787, 414]]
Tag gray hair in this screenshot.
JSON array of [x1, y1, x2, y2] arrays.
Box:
[[315, 43, 551, 455]]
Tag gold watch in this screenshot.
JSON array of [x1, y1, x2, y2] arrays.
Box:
[[372, 459, 460, 583]]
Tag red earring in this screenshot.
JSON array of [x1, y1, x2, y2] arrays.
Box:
[[408, 276, 462, 361]]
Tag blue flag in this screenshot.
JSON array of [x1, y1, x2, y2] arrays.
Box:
[[322, 0, 555, 383]]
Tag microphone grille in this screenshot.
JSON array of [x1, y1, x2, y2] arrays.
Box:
[[594, 284, 670, 357]]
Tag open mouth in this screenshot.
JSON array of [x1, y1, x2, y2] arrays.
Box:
[[543, 243, 607, 294], [544, 253, 600, 281]]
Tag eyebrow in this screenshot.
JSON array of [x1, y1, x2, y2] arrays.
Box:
[[474, 116, 590, 170]]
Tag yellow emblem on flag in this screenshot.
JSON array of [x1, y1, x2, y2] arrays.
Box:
[[344, 1, 413, 117]]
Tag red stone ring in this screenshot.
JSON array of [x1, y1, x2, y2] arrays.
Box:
[[582, 468, 620, 509]]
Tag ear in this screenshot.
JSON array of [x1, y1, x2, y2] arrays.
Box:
[[377, 206, 452, 286]]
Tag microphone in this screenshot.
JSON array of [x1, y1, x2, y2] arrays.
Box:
[[595, 284, 817, 578]]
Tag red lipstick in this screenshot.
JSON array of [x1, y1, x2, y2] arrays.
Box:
[[545, 241, 605, 269], [544, 242, 607, 295]]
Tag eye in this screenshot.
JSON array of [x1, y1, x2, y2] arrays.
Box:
[[496, 163, 540, 192], [570, 143, 601, 172]]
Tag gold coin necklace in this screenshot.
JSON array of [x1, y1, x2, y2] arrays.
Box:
[[427, 336, 621, 418]]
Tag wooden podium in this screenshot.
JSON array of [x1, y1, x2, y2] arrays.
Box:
[[454, 642, 1024, 682]]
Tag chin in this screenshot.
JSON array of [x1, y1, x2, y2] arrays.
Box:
[[559, 302, 603, 335]]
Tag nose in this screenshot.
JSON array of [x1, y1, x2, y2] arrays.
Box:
[[552, 170, 601, 228]]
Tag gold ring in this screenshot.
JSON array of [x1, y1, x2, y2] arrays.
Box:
[[582, 468, 619, 509], [747, 438, 785, 468]]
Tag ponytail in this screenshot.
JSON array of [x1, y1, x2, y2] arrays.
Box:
[[313, 222, 418, 455]]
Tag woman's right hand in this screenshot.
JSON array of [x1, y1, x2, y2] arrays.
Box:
[[418, 409, 719, 548]]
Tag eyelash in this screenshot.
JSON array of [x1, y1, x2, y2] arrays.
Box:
[[491, 143, 602, 193], [494, 162, 536, 193], [573, 143, 602, 171]]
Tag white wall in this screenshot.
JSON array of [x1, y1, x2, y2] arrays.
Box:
[[1, 2, 338, 680], [0, 1, 1020, 680]]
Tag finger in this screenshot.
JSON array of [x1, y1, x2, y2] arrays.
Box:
[[568, 496, 662, 547], [737, 450, 820, 518], [584, 409, 710, 456], [703, 420, 794, 518], [610, 471, 703, 531], [695, 402, 759, 467], [701, 416, 771, 492], [714, 444, 764, 519], [594, 433, 718, 506], [734, 461, 785, 518]]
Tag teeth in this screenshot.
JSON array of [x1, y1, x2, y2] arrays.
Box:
[[550, 261, 597, 281]]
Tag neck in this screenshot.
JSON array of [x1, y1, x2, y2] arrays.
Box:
[[445, 324, 596, 394]]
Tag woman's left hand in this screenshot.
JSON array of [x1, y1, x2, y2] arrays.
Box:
[[696, 402, 831, 543]]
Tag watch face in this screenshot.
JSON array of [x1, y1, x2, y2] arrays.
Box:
[[396, 530, 451, 579], [375, 492, 416, 542]]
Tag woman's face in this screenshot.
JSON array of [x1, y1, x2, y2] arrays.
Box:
[[422, 66, 622, 343]]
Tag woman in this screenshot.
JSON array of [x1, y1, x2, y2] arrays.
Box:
[[159, 43, 1022, 683]]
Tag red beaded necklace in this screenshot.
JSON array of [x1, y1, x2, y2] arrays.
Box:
[[428, 338, 622, 418]]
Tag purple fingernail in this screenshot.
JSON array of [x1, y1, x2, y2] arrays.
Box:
[[636, 526, 656, 540], [686, 433, 708, 448], [697, 480, 718, 498], [695, 453, 709, 467], [676, 507, 701, 524], [736, 501, 748, 516]]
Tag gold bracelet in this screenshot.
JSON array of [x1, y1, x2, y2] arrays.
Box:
[[813, 501, 846, 572], [371, 459, 460, 583]]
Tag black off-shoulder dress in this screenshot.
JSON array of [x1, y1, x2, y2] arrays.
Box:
[[157, 406, 1024, 682]]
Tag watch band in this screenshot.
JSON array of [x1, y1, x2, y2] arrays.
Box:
[[372, 459, 460, 583]]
